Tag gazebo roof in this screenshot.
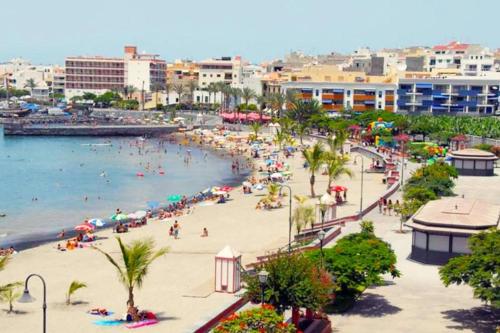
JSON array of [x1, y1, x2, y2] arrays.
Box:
[[216, 245, 240, 259], [406, 198, 500, 235], [449, 148, 497, 160]]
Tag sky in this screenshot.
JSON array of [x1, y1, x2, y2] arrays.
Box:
[[1, 0, 499, 65]]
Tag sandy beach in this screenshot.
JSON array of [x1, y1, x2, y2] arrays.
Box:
[[0, 132, 386, 333]]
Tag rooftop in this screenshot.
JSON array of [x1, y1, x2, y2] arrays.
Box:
[[433, 41, 470, 52], [449, 148, 498, 160], [407, 198, 500, 235]]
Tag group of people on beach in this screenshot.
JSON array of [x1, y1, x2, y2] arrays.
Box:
[[0, 246, 16, 256], [378, 197, 401, 216]]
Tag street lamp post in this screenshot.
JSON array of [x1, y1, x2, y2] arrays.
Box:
[[353, 154, 364, 218], [258, 270, 269, 306], [318, 230, 326, 267], [319, 202, 327, 230], [18, 273, 47, 333], [279, 184, 293, 252]]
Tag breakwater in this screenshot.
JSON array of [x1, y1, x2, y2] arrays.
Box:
[[3, 123, 179, 136]]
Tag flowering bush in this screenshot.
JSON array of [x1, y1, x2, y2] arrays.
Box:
[[214, 304, 296, 333]]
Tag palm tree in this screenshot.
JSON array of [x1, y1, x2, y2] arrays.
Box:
[[187, 80, 198, 109], [231, 87, 241, 110], [267, 183, 280, 202], [207, 83, 217, 109], [295, 122, 309, 146], [94, 237, 168, 308], [241, 87, 256, 109], [292, 195, 315, 234], [327, 129, 348, 155], [273, 128, 288, 150], [0, 282, 22, 313], [302, 142, 325, 197], [270, 92, 286, 118], [324, 153, 353, 191], [173, 83, 185, 105], [123, 85, 137, 100], [25, 79, 36, 96], [165, 82, 172, 106], [250, 122, 262, 138], [66, 280, 87, 305]]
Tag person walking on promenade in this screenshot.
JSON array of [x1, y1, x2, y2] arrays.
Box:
[[378, 197, 383, 213], [388, 199, 393, 216], [383, 198, 388, 215]]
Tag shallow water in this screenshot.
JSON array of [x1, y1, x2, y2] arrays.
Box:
[[0, 128, 244, 247]]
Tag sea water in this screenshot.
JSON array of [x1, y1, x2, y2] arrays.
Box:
[[0, 128, 243, 247]]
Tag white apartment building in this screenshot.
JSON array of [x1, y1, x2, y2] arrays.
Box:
[[429, 41, 494, 76], [281, 81, 397, 113], [195, 56, 243, 104]]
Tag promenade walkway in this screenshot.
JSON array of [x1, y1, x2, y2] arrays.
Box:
[[327, 164, 499, 333]]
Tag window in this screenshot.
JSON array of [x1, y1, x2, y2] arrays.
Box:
[[452, 236, 470, 253], [428, 234, 449, 252], [315, 90, 319, 97], [463, 160, 474, 169], [475, 160, 486, 170], [217, 74, 221, 78], [210, 74, 213, 77], [378, 91, 382, 98], [346, 90, 351, 97], [202, 74, 207, 77], [378, 103, 382, 109], [454, 159, 463, 169], [414, 231, 427, 249]]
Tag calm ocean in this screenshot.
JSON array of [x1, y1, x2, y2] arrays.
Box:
[[0, 127, 244, 248]]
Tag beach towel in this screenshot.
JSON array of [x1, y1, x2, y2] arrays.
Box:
[[125, 319, 159, 329], [93, 319, 123, 326]]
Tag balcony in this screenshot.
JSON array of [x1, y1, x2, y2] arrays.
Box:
[[353, 94, 375, 101]]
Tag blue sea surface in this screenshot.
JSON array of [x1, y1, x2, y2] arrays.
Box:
[[0, 128, 242, 247]]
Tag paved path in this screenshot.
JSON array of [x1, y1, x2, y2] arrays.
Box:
[[327, 163, 500, 333]]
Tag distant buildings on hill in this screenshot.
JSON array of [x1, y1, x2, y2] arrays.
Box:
[[1, 41, 499, 114]]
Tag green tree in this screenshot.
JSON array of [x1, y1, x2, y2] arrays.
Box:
[[66, 280, 87, 305], [244, 253, 333, 315], [439, 229, 500, 308], [323, 153, 353, 191], [0, 282, 22, 313], [94, 238, 169, 308], [295, 121, 310, 146], [288, 99, 325, 124], [249, 122, 262, 140], [273, 128, 289, 151], [403, 186, 437, 203], [24, 78, 36, 95], [306, 227, 400, 307], [292, 195, 315, 234], [302, 142, 325, 197], [0, 255, 9, 272], [186, 80, 198, 108], [241, 87, 256, 109], [82, 92, 97, 101]]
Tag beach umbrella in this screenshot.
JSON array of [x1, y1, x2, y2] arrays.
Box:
[[330, 185, 347, 192], [112, 213, 128, 221], [134, 210, 147, 218], [221, 185, 233, 192], [213, 190, 227, 195], [88, 219, 105, 227], [75, 224, 94, 232], [168, 194, 182, 203]]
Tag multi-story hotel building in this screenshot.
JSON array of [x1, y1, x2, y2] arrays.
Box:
[[281, 81, 397, 113], [64, 46, 166, 99], [397, 77, 500, 114]]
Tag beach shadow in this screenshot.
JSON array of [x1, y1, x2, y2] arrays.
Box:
[[2, 309, 29, 315], [441, 306, 500, 333], [346, 293, 402, 317], [71, 300, 90, 306], [154, 312, 180, 322]]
